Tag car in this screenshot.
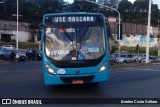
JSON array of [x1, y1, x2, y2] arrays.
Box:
[[0, 47, 4, 55], [13, 50, 26, 61], [109, 55, 116, 66], [133, 54, 146, 62], [116, 54, 134, 63], [26, 48, 42, 60], [111, 53, 121, 58], [141, 56, 159, 63], [1, 45, 15, 50], [0, 48, 11, 60]]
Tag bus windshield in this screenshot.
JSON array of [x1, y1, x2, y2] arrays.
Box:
[[44, 14, 107, 67], [45, 25, 106, 60]]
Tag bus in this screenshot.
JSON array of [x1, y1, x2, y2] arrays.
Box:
[[42, 13, 110, 85]]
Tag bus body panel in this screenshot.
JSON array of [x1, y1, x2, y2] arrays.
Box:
[[42, 53, 110, 85], [43, 70, 109, 85], [42, 12, 110, 85]]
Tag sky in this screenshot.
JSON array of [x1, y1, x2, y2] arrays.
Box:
[[64, 0, 160, 8]]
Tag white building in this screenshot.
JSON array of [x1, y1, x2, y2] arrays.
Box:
[[0, 20, 32, 42]]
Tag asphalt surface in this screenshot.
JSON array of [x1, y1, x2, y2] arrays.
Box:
[[0, 60, 160, 106]]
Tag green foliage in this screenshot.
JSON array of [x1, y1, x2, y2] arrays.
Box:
[[126, 34, 130, 37], [118, 0, 133, 22], [0, 0, 159, 27], [110, 46, 118, 54], [118, 0, 159, 26], [112, 46, 158, 56], [98, 0, 119, 8], [72, 0, 99, 12]]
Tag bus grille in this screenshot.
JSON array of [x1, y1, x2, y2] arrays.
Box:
[[60, 75, 95, 84]]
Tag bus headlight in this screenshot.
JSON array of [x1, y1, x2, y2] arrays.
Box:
[[45, 64, 56, 74], [99, 62, 108, 72]]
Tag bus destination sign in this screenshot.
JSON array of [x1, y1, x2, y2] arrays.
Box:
[[50, 16, 96, 23]]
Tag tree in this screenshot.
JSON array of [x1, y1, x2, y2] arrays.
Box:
[[72, 0, 99, 12], [118, 0, 133, 22], [97, 0, 120, 18], [151, 4, 159, 25], [132, 0, 159, 25], [133, 0, 149, 23], [98, 0, 119, 8]]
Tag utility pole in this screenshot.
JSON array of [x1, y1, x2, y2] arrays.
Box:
[[16, 0, 19, 50], [146, 0, 152, 63]]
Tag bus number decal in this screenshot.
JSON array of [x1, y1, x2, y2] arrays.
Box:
[[51, 50, 69, 55], [57, 69, 65, 74]]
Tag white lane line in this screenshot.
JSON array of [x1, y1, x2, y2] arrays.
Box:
[[0, 71, 6, 73], [111, 68, 160, 74], [124, 68, 160, 72], [0, 69, 42, 73]]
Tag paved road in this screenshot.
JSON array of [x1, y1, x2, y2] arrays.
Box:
[[0, 61, 160, 100]]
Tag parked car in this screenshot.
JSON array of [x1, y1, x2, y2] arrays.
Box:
[[1, 45, 15, 50], [13, 50, 26, 61], [0, 49, 11, 60], [116, 54, 134, 63], [109, 55, 116, 66], [26, 49, 42, 60], [141, 56, 159, 63], [133, 54, 146, 62], [111, 53, 121, 58], [0, 47, 3, 55]]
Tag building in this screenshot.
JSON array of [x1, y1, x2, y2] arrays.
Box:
[[0, 20, 32, 42]]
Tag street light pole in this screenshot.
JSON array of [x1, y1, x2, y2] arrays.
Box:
[[16, 0, 19, 50], [146, 0, 152, 63], [84, 0, 121, 53]]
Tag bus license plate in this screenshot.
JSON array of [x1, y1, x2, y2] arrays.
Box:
[[72, 80, 84, 84]]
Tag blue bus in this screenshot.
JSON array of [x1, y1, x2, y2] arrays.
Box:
[[42, 13, 110, 85]]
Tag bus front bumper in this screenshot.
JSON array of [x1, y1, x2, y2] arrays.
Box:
[[43, 71, 109, 85]]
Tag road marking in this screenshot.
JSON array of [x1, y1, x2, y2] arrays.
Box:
[[111, 68, 160, 74], [0, 69, 42, 73], [0, 71, 6, 73], [124, 68, 160, 72]]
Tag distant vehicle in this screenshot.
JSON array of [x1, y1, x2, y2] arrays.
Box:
[[111, 53, 121, 58], [13, 50, 26, 61], [1, 45, 15, 50], [0, 49, 11, 60], [109, 55, 116, 66], [26, 49, 42, 60], [0, 47, 4, 55], [133, 54, 146, 62], [116, 54, 134, 63], [141, 56, 159, 63]]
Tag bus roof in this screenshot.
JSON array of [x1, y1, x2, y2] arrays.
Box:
[[43, 12, 104, 17]]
